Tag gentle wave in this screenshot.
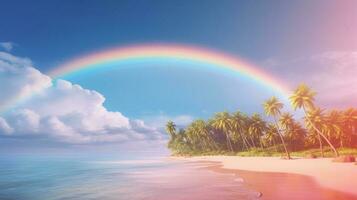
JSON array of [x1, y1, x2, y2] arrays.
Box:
[[0, 156, 259, 200]]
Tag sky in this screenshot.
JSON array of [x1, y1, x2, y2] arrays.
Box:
[[0, 0, 356, 154]]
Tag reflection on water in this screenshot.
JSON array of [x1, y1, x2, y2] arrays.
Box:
[[0, 156, 259, 200]]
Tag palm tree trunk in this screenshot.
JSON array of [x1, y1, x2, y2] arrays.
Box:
[[207, 132, 219, 150], [259, 139, 264, 149], [272, 138, 278, 152], [239, 131, 248, 151], [303, 107, 339, 157], [273, 118, 291, 159], [241, 129, 253, 149], [351, 125, 354, 147], [245, 137, 252, 148], [225, 132, 234, 152], [198, 139, 204, 151], [241, 134, 248, 151], [249, 136, 256, 148], [317, 132, 324, 157]]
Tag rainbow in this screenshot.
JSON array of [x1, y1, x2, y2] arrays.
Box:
[[1, 43, 290, 114], [49, 43, 290, 95]]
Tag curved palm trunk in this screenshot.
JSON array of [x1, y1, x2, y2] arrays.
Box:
[[202, 137, 211, 151], [238, 130, 249, 151], [240, 135, 248, 151], [272, 137, 278, 152], [259, 138, 264, 149], [203, 133, 216, 151], [244, 136, 253, 148], [225, 131, 234, 152], [242, 136, 249, 150], [249, 135, 256, 148], [303, 107, 339, 157], [273, 118, 291, 159], [197, 138, 205, 151], [317, 132, 324, 157], [350, 125, 354, 147], [240, 128, 253, 149], [223, 130, 233, 152], [207, 132, 219, 150]]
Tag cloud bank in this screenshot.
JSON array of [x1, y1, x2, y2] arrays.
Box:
[[0, 51, 164, 144]]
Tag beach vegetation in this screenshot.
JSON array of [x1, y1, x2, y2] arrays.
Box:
[[166, 84, 357, 158]]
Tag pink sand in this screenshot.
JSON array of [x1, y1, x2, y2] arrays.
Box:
[[181, 156, 357, 196]]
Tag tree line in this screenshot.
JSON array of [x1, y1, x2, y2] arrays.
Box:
[[166, 84, 357, 158]]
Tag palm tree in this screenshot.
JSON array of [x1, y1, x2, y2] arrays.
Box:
[[248, 113, 267, 149], [166, 121, 177, 139], [169, 128, 190, 154], [191, 119, 217, 150], [189, 120, 206, 150], [343, 108, 357, 147], [279, 113, 296, 152], [263, 97, 291, 159], [305, 108, 326, 157], [244, 117, 257, 148], [265, 123, 279, 151], [286, 121, 306, 151], [324, 110, 343, 148], [211, 112, 234, 152], [290, 84, 339, 157], [279, 113, 294, 130], [231, 111, 251, 150]]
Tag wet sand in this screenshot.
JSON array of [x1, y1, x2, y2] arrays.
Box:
[[204, 163, 357, 200], [178, 156, 357, 196]]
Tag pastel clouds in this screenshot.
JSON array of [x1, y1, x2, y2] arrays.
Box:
[[0, 52, 52, 111], [0, 51, 164, 144]]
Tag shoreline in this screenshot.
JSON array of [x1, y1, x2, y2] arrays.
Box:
[[174, 156, 357, 198]]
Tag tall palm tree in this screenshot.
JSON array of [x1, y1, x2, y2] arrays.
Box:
[[305, 108, 326, 157], [169, 128, 190, 154], [324, 110, 343, 148], [231, 111, 251, 150], [290, 84, 339, 157], [286, 121, 306, 151], [265, 123, 279, 151], [279, 113, 296, 152], [248, 113, 267, 149], [190, 120, 207, 150], [166, 121, 177, 139], [343, 108, 357, 147], [244, 117, 257, 148], [211, 112, 234, 152], [263, 97, 291, 159], [192, 119, 217, 150]]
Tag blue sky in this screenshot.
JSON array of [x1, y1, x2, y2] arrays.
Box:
[[0, 0, 356, 153], [2, 0, 354, 68]]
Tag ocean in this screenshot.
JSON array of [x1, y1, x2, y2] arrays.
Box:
[[0, 154, 259, 200]]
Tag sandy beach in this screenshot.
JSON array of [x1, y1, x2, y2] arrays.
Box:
[[178, 156, 357, 198]]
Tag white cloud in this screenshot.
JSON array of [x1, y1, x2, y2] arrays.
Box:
[[7, 109, 41, 134], [0, 51, 52, 111], [0, 52, 164, 144], [0, 42, 14, 52], [0, 117, 13, 134]]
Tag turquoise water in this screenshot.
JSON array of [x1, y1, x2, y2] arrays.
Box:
[[0, 155, 258, 200]]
